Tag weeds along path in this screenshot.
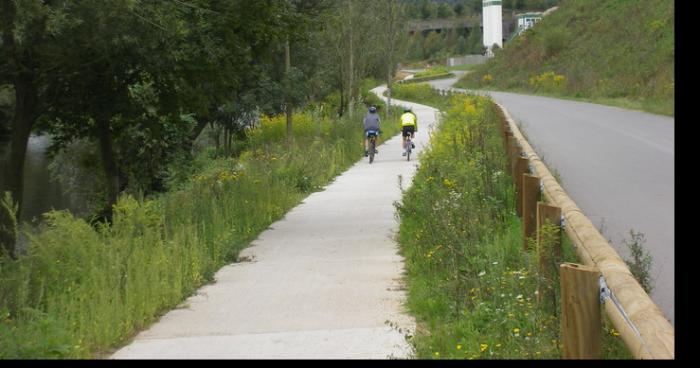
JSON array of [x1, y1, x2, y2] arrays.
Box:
[[111, 86, 437, 359], [425, 75, 675, 325]]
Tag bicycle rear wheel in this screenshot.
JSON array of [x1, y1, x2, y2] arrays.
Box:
[[369, 138, 375, 164], [406, 139, 411, 161]]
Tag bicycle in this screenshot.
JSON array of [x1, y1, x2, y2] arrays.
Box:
[[367, 132, 378, 164], [404, 135, 412, 161]]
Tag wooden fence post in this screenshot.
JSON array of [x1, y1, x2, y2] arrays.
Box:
[[536, 202, 562, 308], [500, 120, 507, 142], [560, 263, 602, 359], [537, 202, 562, 259], [514, 157, 529, 217], [504, 131, 513, 157], [522, 174, 540, 250], [508, 140, 520, 177]]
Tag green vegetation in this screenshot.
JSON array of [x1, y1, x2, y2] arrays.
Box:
[[622, 230, 654, 294], [447, 64, 480, 72], [395, 92, 629, 359], [401, 0, 562, 62], [391, 83, 452, 111], [0, 99, 401, 358], [456, 0, 674, 116], [1, 0, 409, 248], [401, 66, 454, 83], [0, 193, 18, 259], [405, 29, 484, 61], [414, 66, 451, 79], [402, 0, 560, 20]]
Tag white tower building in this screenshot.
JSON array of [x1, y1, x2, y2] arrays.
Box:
[[482, 0, 503, 56]]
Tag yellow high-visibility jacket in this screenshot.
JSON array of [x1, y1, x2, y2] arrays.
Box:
[[400, 112, 417, 129]]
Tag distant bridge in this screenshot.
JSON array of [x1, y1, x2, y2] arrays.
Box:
[[407, 16, 515, 40], [407, 17, 477, 35]]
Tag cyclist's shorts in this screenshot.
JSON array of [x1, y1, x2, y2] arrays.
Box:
[[365, 129, 380, 137], [402, 126, 415, 137]]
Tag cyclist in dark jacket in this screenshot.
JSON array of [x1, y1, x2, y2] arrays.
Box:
[[363, 106, 381, 157]]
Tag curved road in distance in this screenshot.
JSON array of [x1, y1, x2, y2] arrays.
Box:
[[424, 72, 674, 325]]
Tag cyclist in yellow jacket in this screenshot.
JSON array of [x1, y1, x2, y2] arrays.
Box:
[[400, 107, 417, 156]]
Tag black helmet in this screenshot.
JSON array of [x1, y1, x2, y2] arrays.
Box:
[[369, 106, 377, 113]]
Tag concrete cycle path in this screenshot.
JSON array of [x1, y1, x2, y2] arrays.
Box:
[[426, 73, 675, 325], [112, 86, 434, 359]]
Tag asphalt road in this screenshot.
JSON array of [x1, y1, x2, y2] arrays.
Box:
[[111, 88, 436, 359], [424, 73, 675, 325]]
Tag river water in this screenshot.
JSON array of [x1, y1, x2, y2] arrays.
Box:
[[1, 134, 76, 224]]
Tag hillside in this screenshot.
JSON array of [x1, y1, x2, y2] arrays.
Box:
[[456, 0, 674, 116]]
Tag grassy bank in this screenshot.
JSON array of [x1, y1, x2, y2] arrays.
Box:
[[456, 0, 674, 116], [0, 102, 400, 358], [413, 67, 455, 80], [394, 92, 630, 359], [389, 83, 452, 111]]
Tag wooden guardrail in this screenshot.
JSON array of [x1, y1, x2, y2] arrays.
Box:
[[493, 101, 674, 359]]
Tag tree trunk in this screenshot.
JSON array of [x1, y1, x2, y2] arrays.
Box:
[[285, 39, 293, 149], [96, 116, 120, 216], [0, 77, 36, 259], [347, 0, 354, 118], [387, 69, 393, 120], [1, 77, 37, 222], [190, 117, 210, 143], [338, 76, 345, 117]]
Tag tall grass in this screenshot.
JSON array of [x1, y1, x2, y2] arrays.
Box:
[[390, 83, 452, 111], [413, 66, 453, 79], [0, 103, 401, 358], [395, 93, 630, 359]]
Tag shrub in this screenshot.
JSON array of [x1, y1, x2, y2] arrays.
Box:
[[0, 102, 400, 358], [528, 71, 566, 93]]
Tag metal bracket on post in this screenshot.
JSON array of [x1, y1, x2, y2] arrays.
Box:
[[598, 275, 646, 344], [599, 276, 611, 304]]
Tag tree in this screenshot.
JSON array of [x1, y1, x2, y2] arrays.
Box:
[[420, 0, 437, 20], [437, 3, 454, 19], [469, 0, 482, 14], [467, 25, 484, 54], [406, 32, 425, 61], [376, 0, 408, 120], [0, 0, 52, 224], [444, 29, 459, 54], [423, 30, 443, 59], [323, 0, 384, 116], [280, 0, 330, 148], [453, 2, 465, 16], [456, 35, 468, 54], [37, 1, 305, 217]]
